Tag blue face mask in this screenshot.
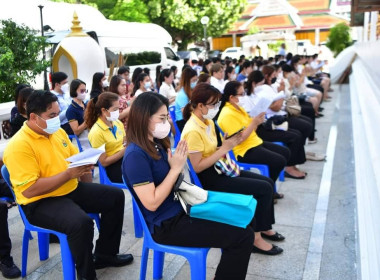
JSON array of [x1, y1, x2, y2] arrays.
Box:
[[190, 81, 197, 89], [37, 115, 61, 134]]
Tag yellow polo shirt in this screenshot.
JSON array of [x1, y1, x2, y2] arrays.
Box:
[[181, 114, 218, 158], [88, 118, 125, 156], [3, 123, 79, 205], [217, 102, 263, 158]]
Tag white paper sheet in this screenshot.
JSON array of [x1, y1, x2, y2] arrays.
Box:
[[66, 145, 105, 168]]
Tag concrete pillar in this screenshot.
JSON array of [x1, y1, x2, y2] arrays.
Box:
[[315, 28, 320, 46], [370, 11, 378, 42], [363, 12, 370, 42], [232, 33, 237, 47]]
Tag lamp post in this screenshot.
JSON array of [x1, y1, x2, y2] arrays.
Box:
[[38, 5, 49, 90], [201, 16, 209, 59]]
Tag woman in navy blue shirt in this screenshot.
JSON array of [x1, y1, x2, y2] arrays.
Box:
[[122, 92, 254, 280]]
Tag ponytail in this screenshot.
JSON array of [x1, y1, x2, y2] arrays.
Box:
[[183, 102, 194, 122], [84, 98, 99, 129]]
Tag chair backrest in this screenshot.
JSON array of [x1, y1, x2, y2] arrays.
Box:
[[169, 105, 181, 147], [68, 134, 83, 152], [1, 165, 33, 228], [97, 161, 125, 188], [214, 121, 239, 162], [186, 159, 203, 188], [122, 177, 154, 243]]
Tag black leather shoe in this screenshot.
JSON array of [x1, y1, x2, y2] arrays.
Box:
[[94, 253, 134, 269], [0, 257, 21, 279], [252, 244, 283, 255], [261, 231, 285, 241], [77, 275, 98, 280]]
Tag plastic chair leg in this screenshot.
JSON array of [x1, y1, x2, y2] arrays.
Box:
[[37, 232, 50, 261], [188, 252, 208, 280], [21, 230, 30, 277], [153, 250, 165, 280], [279, 170, 285, 182], [59, 236, 76, 280], [139, 246, 149, 280], [132, 203, 143, 238]]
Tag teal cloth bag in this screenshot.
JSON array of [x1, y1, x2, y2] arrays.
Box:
[[188, 191, 257, 228]]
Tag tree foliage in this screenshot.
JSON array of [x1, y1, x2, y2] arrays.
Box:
[[0, 19, 49, 102], [86, 0, 247, 50], [326, 22, 352, 57]]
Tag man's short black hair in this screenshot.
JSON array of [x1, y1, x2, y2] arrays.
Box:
[[26, 90, 58, 120], [51, 72, 68, 87], [242, 61, 252, 70], [281, 64, 293, 73], [191, 59, 198, 64], [117, 66, 130, 75]]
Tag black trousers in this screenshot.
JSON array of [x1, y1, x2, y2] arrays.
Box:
[[61, 122, 74, 135], [105, 158, 123, 183], [198, 169, 274, 232], [22, 182, 125, 279], [238, 141, 290, 183], [153, 211, 254, 280], [288, 115, 313, 143], [0, 201, 11, 260], [256, 125, 306, 166], [300, 101, 316, 140]]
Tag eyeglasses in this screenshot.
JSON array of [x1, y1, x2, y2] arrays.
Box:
[[79, 89, 87, 93], [205, 101, 221, 108]]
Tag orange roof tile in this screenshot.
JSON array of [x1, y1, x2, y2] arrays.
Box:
[[242, 4, 259, 17], [288, 0, 330, 12], [300, 14, 348, 28], [247, 15, 296, 30]]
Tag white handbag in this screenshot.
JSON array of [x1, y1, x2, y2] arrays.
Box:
[[173, 173, 208, 213]]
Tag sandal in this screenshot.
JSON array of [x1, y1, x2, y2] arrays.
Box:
[[273, 192, 284, 199]]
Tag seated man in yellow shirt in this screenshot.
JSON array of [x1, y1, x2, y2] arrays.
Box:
[[3, 91, 133, 280]]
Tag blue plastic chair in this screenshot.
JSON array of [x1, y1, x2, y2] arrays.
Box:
[[1, 165, 76, 279], [122, 176, 210, 280], [272, 141, 285, 182], [98, 162, 143, 238], [1, 165, 101, 279], [0, 196, 13, 203], [169, 105, 181, 148], [68, 134, 83, 152]]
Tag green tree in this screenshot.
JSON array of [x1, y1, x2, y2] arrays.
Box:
[[326, 22, 352, 57], [0, 19, 49, 103], [87, 0, 246, 50]]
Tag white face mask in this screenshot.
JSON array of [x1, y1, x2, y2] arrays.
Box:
[[144, 81, 151, 90], [77, 92, 87, 101], [106, 110, 119, 122], [61, 83, 69, 94], [102, 80, 109, 88], [152, 121, 171, 139], [202, 106, 219, 120], [237, 96, 245, 107], [37, 115, 61, 134]]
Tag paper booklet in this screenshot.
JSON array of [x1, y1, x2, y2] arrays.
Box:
[[272, 92, 286, 101], [66, 145, 105, 168], [249, 96, 273, 117]]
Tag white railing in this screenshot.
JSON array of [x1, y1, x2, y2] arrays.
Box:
[[349, 41, 380, 280]]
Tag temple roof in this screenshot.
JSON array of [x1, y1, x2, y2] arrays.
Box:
[[228, 0, 348, 34]]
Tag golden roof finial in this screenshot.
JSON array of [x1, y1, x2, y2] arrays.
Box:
[[67, 11, 87, 37]]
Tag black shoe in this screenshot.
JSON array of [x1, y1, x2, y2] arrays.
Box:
[[284, 171, 305, 180], [0, 257, 21, 279], [77, 275, 98, 280], [261, 232, 285, 241], [93, 253, 134, 269], [252, 244, 283, 255], [318, 107, 324, 112], [273, 192, 284, 199]]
